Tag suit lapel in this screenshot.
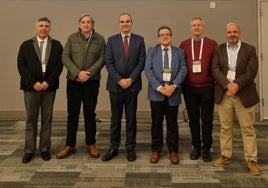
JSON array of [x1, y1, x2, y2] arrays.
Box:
[[116, 34, 127, 60], [128, 35, 135, 58], [236, 43, 245, 69], [33, 37, 41, 61], [171, 46, 176, 71], [222, 44, 229, 67], [156, 45, 163, 73], [46, 37, 52, 64]]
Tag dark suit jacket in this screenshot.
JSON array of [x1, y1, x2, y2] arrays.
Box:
[[17, 36, 63, 91], [144, 44, 188, 106], [105, 33, 146, 92], [212, 42, 259, 108]]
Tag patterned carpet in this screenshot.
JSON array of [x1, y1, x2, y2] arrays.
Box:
[[0, 119, 267, 188]]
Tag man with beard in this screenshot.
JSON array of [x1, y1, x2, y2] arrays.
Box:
[[212, 22, 261, 175]]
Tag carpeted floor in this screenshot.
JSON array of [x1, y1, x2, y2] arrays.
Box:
[[0, 119, 267, 188]]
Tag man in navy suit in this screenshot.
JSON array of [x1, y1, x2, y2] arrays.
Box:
[[103, 13, 146, 162], [145, 26, 187, 164], [17, 17, 63, 163]]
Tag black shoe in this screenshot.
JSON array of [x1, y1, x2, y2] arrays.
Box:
[[41, 151, 51, 161], [127, 150, 136, 162], [190, 148, 200, 160], [102, 148, 118, 161], [22, 153, 33, 163], [202, 149, 212, 162]]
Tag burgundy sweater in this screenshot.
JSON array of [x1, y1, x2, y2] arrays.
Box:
[[180, 37, 217, 87]]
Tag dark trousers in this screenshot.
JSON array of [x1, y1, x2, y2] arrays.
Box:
[[150, 98, 179, 153], [183, 85, 214, 150], [109, 90, 139, 151], [24, 90, 56, 154], [66, 80, 99, 147]]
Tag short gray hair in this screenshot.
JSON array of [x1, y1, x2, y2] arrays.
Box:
[[35, 17, 51, 27], [190, 17, 205, 25], [78, 14, 95, 26]]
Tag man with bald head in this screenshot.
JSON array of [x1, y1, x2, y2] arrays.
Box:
[[212, 22, 261, 175]]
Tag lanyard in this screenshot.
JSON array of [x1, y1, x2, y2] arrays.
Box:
[[191, 38, 204, 60]]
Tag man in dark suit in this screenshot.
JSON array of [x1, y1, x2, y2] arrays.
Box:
[[17, 17, 63, 163], [103, 13, 146, 162], [212, 22, 261, 175], [145, 26, 187, 164]]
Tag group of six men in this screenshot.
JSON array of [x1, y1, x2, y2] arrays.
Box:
[[17, 13, 261, 175]]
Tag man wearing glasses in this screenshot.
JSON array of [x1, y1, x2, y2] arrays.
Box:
[[145, 26, 187, 164]]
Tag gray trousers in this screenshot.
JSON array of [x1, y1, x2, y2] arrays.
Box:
[[23, 90, 56, 154]]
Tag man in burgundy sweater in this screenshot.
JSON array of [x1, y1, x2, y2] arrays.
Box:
[[180, 17, 217, 162]]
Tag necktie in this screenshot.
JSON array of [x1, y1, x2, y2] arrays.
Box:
[[40, 41, 45, 76], [164, 48, 169, 69], [124, 35, 129, 56], [40, 41, 44, 61]]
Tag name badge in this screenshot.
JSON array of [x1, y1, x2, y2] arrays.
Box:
[[192, 60, 201, 73], [163, 68, 171, 81], [227, 70, 236, 81]]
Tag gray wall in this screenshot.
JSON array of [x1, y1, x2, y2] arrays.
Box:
[[0, 0, 258, 119]]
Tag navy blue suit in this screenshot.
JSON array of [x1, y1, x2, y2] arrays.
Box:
[[105, 33, 146, 151], [145, 44, 187, 153]]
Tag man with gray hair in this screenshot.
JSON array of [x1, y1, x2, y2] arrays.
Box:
[[179, 17, 217, 162], [18, 17, 63, 163], [56, 14, 106, 159]]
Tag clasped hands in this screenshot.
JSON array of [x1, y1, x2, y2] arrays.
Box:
[[76, 71, 90, 83], [119, 78, 133, 89], [33, 81, 49, 91], [159, 84, 176, 97], [226, 82, 239, 97]]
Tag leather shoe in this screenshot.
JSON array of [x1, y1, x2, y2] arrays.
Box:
[[22, 153, 33, 163], [190, 148, 200, 160], [202, 148, 212, 162], [56, 146, 76, 159], [102, 148, 118, 161], [127, 150, 136, 162], [87, 145, 100, 158], [170, 152, 179, 165], [41, 151, 51, 161], [150, 152, 160, 163]]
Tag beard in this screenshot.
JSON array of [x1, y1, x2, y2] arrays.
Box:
[[228, 37, 239, 45]]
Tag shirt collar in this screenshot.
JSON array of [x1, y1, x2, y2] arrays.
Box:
[[227, 40, 241, 49], [121, 32, 131, 39], [161, 45, 171, 51], [192, 35, 204, 41], [36, 36, 48, 43]]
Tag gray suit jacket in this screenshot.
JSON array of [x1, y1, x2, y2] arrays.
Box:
[[212, 42, 259, 108]]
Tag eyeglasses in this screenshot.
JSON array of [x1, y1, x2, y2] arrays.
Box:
[[158, 33, 172, 37]]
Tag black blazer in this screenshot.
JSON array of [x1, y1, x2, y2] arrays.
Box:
[[17, 36, 63, 91], [105, 33, 146, 92]]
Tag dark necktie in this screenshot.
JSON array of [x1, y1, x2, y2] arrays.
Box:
[[124, 35, 129, 56], [164, 48, 169, 69]]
